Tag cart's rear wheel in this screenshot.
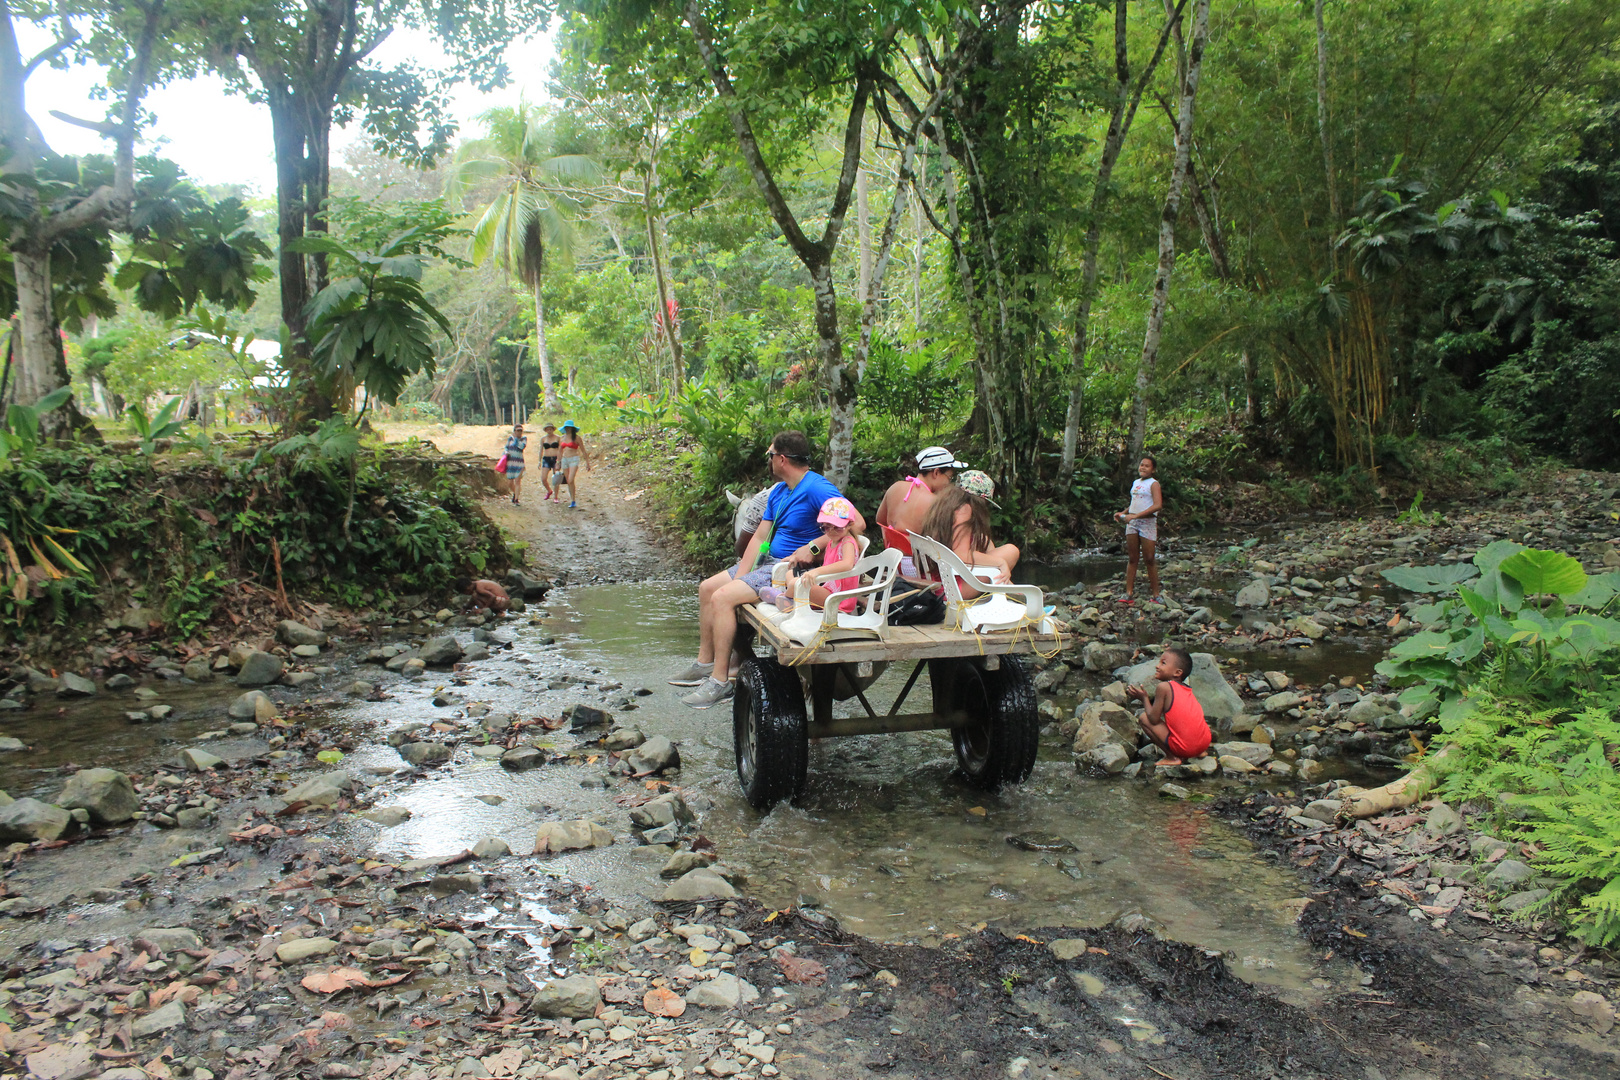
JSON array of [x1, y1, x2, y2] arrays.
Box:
[[733, 656, 809, 810], [930, 656, 1039, 790]]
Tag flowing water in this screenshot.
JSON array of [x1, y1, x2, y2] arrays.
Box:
[[2, 564, 1375, 1002]]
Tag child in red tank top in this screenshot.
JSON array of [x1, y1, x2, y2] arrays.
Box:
[[1126, 647, 1212, 764]]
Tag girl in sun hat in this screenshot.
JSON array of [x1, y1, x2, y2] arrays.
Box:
[[919, 470, 1021, 594], [555, 420, 593, 509], [767, 495, 863, 613]]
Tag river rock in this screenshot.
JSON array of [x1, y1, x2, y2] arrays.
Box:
[[0, 799, 73, 842], [139, 928, 201, 952], [1076, 743, 1132, 775], [1346, 697, 1392, 725], [565, 703, 611, 731], [399, 741, 450, 766], [1122, 653, 1245, 721], [1500, 888, 1551, 913], [462, 642, 491, 662], [226, 642, 256, 669], [627, 736, 680, 774], [534, 820, 614, 854], [604, 725, 646, 751], [132, 1000, 186, 1038], [181, 747, 224, 771], [1099, 681, 1130, 707], [1048, 938, 1088, 961], [1485, 859, 1535, 889], [1234, 579, 1270, 608], [1219, 755, 1257, 775], [284, 770, 353, 807], [662, 866, 738, 901], [1263, 671, 1290, 691], [1299, 798, 1344, 823], [1157, 783, 1190, 800], [276, 619, 328, 647], [56, 672, 96, 698], [276, 937, 338, 963], [431, 873, 483, 895], [236, 651, 284, 687], [1263, 691, 1303, 714], [228, 690, 273, 720], [685, 972, 759, 1010], [23, 667, 58, 693], [1081, 642, 1135, 672], [1424, 802, 1463, 837], [419, 636, 463, 666], [105, 673, 135, 690], [181, 657, 214, 682], [361, 806, 412, 827], [660, 850, 714, 878], [630, 792, 692, 831], [530, 975, 601, 1019], [1211, 741, 1272, 766], [343, 680, 375, 697], [175, 807, 213, 829], [56, 768, 139, 824], [1290, 616, 1327, 639], [472, 837, 511, 859], [1072, 717, 1127, 755], [500, 746, 547, 772], [1076, 700, 1136, 740], [1295, 758, 1323, 781], [1568, 990, 1615, 1034]]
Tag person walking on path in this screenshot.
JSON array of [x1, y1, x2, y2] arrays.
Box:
[[556, 421, 593, 509], [1114, 454, 1162, 603], [670, 430, 864, 709], [502, 423, 528, 505], [538, 423, 561, 501]]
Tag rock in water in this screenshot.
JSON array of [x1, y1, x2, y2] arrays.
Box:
[[661, 867, 737, 901], [235, 651, 284, 687], [418, 636, 464, 666], [627, 736, 680, 774], [530, 975, 601, 1018], [533, 820, 614, 854], [398, 742, 451, 766], [1234, 579, 1270, 608], [499, 746, 546, 772], [629, 792, 692, 830], [283, 770, 353, 807], [56, 672, 96, 698], [182, 657, 214, 681], [1006, 833, 1077, 853], [56, 768, 139, 824], [361, 806, 412, 827], [1081, 641, 1134, 672], [565, 703, 611, 731], [276, 619, 328, 647], [1077, 743, 1132, 775], [0, 798, 73, 842], [228, 690, 273, 720]]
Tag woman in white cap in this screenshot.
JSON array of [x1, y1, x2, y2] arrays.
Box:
[[876, 445, 965, 577]]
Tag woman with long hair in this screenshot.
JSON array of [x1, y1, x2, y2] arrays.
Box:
[[918, 471, 1019, 595]]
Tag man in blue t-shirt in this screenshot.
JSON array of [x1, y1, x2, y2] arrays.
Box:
[[670, 430, 865, 708]]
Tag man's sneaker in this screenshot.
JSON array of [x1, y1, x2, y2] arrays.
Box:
[[681, 677, 734, 709], [668, 661, 713, 687]]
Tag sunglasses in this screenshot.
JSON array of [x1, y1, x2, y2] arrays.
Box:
[[818, 522, 847, 532]]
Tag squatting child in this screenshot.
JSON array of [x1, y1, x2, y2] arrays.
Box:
[[1126, 647, 1212, 765]]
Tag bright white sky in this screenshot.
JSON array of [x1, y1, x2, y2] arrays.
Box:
[[21, 21, 558, 195]]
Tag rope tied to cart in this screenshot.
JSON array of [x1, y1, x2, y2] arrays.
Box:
[[946, 595, 1066, 661]]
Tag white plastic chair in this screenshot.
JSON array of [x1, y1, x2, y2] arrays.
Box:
[[772, 546, 904, 647], [907, 531, 1048, 634], [751, 535, 872, 626]]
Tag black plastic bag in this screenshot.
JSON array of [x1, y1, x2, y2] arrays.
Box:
[[887, 586, 946, 626]]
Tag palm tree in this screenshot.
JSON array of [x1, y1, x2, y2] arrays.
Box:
[[451, 103, 598, 411]]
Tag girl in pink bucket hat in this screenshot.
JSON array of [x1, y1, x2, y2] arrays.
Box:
[[763, 496, 863, 614]]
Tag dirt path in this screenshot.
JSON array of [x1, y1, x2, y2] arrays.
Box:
[[378, 423, 677, 584]]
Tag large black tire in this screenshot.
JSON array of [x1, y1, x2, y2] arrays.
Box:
[[930, 656, 1040, 791], [733, 656, 809, 810]]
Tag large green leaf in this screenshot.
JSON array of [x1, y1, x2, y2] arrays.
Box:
[[1568, 571, 1620, 610], [1473, 539, 1527, 574], [1380, 563, 1480, 593], [1388, 630, 1454, 660], [1457, 585, 1496, 623], [1499, 549, 1587, 597]]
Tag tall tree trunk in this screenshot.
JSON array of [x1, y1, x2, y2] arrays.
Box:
[[9, 250, 93, 437], [268, 98, 310, 360], [1315, 0, 1340, 225], [813, 261, 856, 487], [1060, 0, 1185, 481], [533, 280, 558, 411], [1241, 348, 1261, 424], [1126, 0, 1211, 468]]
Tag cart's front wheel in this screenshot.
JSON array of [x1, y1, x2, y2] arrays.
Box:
[[733, 656, 809, 810], [930, 656, 1039, 790]]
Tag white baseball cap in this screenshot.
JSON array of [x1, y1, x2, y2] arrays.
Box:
[[916, 446, 967, 471]]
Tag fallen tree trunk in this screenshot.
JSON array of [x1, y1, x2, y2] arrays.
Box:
[[1342, 744, 1453, 818]]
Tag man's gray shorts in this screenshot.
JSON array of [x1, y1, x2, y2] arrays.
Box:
[[728, 560, 782, 594]]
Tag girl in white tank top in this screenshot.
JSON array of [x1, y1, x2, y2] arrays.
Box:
[[1113, 455, 1162, 602]]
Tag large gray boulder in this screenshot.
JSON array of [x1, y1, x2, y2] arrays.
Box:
[[1122, 652, 1244, 721], [419, 636, 464, 666], [530, 975, 601, 1019], [0, 798, 73, 842], [57, 768, 139, 824], [661, 867, 737, 901], [276, 620, 328, 648], [57, 672, 96, 698], [235, 651, 284, 687], [399, 741, 450, 766]]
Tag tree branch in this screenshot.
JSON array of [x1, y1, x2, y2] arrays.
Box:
[[22, 31, 76, 79], [47, 110, 117, 135]]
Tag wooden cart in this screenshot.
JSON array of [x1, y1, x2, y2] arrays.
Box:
[[730, 605, 1062, 809]]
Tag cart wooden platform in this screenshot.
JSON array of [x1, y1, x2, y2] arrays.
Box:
[[729, 604, 1063, 809]]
